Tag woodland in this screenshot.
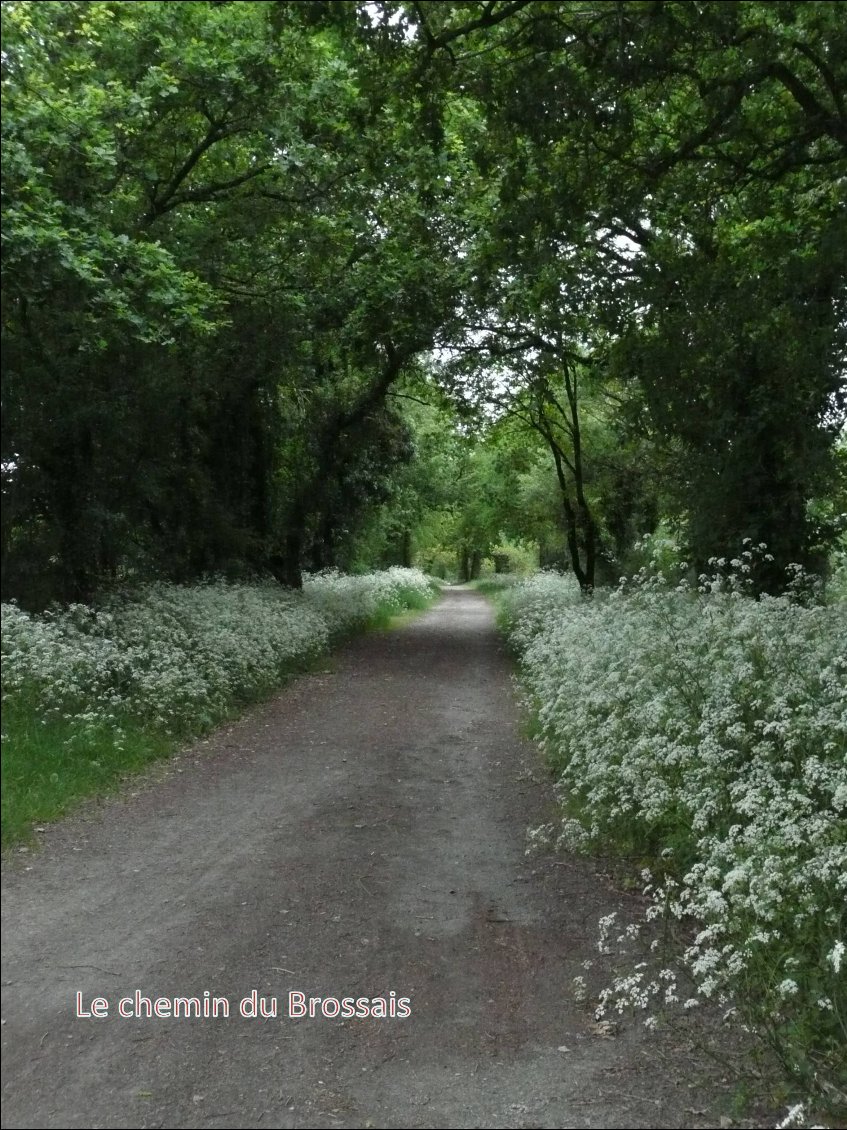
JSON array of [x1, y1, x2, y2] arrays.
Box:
[[3, 0, 845, 604]]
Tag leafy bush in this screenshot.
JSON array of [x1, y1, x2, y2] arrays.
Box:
[[499, 563, 847, 1111]]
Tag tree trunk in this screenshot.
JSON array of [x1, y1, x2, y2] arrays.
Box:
[[459, 547, 471, 582], [400, 529, 412, 568], [269, 529, 303, 589]]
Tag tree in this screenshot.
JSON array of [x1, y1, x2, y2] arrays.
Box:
[[411, 0, 847, 590], [1, 0, 458, 601], [3, 1, 844, 602]]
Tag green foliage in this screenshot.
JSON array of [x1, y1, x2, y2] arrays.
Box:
[[2, 0, 844, 601], [1, 703, 173, 849], [424, 0, 846, 591], [1, 0, 456, 602]]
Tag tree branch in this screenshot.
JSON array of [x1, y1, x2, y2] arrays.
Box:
[[418, 1, 532, 57]]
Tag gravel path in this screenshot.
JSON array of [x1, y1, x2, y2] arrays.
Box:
[[2, 589, 725, 1129]]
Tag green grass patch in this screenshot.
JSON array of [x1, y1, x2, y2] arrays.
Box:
[[468, 576, 521, 597], [364, 585, 438, 630], [1, 702, 174, 849]]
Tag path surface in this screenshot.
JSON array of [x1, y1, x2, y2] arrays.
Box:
[[2, 590, 722, 1130]]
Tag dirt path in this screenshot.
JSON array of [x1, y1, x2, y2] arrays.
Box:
[[2, 590, 725, 1130]]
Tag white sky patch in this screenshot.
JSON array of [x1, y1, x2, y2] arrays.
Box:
[[361, 2, 418, 40]]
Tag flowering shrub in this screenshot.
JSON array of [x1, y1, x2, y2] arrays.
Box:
[[496, 570, 582, 644], [499, 563, 847, 1108], [1, 568, 437, 846], [302, 566, 437, 635], [2, 568, 438, 739]]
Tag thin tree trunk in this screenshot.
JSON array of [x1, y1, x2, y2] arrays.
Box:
[[563, 361, 595, 590], [459, 547, 471, 582]]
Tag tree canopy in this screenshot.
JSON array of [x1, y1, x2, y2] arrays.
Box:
[[2, 0, 845, 603]]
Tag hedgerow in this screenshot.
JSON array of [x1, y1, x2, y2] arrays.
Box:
[[1, 568, 438, 843], [498, 556, 846, 1116]]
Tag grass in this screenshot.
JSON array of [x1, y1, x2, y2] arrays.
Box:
[[2, 702, 174, 848], [2, 582, 440, 849], [361, 584, 437, 630]]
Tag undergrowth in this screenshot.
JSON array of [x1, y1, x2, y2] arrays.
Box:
[[2, 568, 439, 846], [494, 554, 846, 1124]]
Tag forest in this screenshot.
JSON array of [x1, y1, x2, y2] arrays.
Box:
[[3, 0, 845, 602], [1, 3, 846, 1126]]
